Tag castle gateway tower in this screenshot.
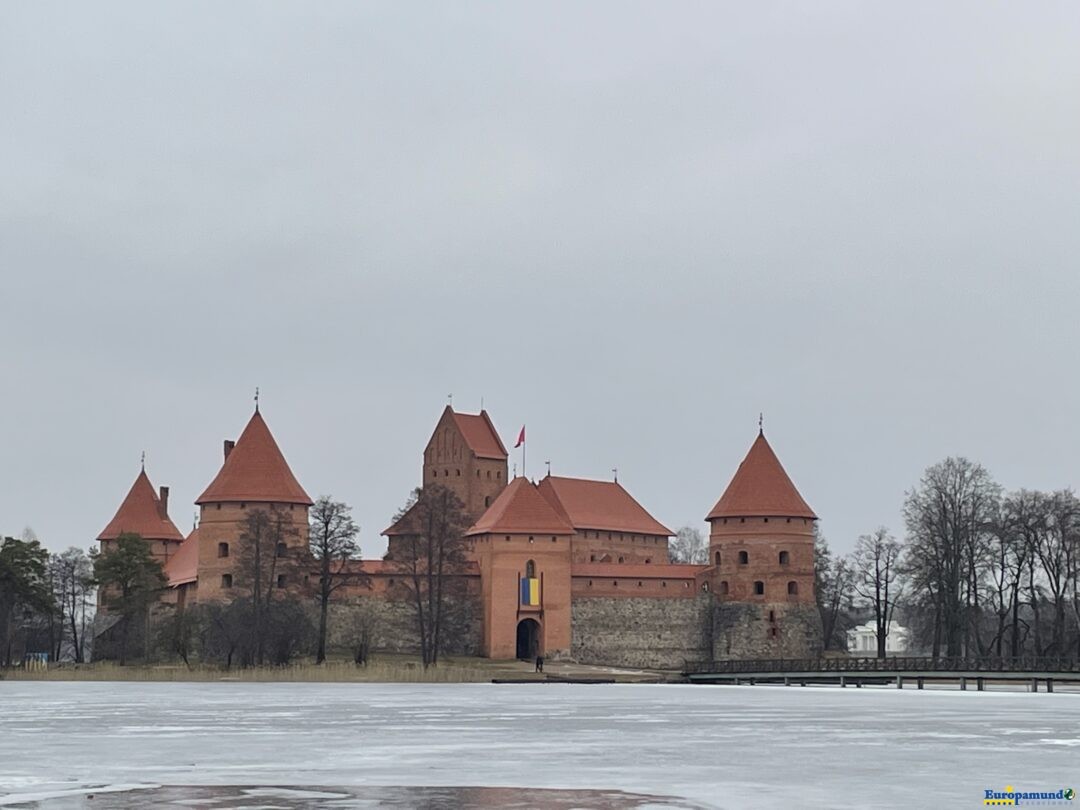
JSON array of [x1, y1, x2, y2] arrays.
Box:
[[706, 429, 823, 659]]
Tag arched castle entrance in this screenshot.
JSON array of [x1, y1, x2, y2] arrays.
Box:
[[516, 618, 540, 660]]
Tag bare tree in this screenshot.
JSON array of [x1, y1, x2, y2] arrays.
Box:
[[51, 548, 94, 663], [903, 457, 1000, 657], [389, 484, 471, 667], [989, 494, 1032, 660], [309, 496, 361, 664], [852, 528, 903, 658], [669, 526, 709, 564], [234, 506, 300, 665], [814, 531, 854, 651]]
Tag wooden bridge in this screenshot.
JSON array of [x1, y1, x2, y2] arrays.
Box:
[[683, 657, 1080, 692]]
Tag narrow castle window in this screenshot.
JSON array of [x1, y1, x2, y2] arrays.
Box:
[[221, 573, 232, 588], [277, 574, 287, 588], [477, 470, 480, 477], [485, 496, 491, 507], [738, 550, 749, 565], [433, 470, 437, 477], [218, 542, 229, 558], [638, 581, 643, 587], [788, 581, 799, 595], [714, 550, 721, 565], [719, 581, 729, 595], [590, 554, 596, 562], [754, 581, 765, 595], [763, 518, 768, 523], [779, 551, 790, 565], [526, 560, 536, 578], [613, 580, 618, 587], [496, 471, 501, 479], [618, 556, 624, 563], [644, 558, 651, 564], [662, 581, 667, 588], [768, 610, 776, 622], [486, 471, 491, 478], [456, 469, 461, 476], [701, 582, 709, 592], [240, 503, 246, 509]]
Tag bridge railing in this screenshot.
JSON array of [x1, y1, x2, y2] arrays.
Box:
[[683, 656, 1080, 676]]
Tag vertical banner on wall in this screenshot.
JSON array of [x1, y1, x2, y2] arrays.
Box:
[[520, 577, 539, 606]]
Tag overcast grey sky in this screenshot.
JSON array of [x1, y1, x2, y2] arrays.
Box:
[[2, 2, 1078, 559]]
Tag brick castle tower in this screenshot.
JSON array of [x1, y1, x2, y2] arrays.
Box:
[[706, 428, 823, 658], [194, 407, 313, 602]]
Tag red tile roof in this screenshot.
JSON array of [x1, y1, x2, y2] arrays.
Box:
[[382, 500, 420, 536], [196, 410, 313, 505], [466, 477, 576, 536], [537, 476, 673, 536], [98, 470, 185, 542], [449, 408, 508, 460], [164, 527, 199, 586], [707, 432, 816, 520]]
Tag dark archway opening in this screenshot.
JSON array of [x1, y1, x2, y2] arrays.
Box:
[[516, 619, 541, 660]]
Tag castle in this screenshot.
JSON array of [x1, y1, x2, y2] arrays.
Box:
[[96, 405, 823, 666]]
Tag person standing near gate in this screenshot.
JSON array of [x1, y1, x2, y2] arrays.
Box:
[[535, 654, 544, 673]]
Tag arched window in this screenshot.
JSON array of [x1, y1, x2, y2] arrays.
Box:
[[779, 550, 790, 565], [525, 560, 536, 578], [714, 550, 721, 565], [754, 580, 765, 595], [217, 542, 229, 558], [276, 543, 287, 557], [221, 573, 233, 588], [788, 581, 798, 595], [719, 581, 729, 595], [738, 550, 749, 565], [484, 496, 491, 507], [277, 574, 287, 588]]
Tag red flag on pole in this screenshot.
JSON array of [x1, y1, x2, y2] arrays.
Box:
[[514, 425, 525, 448]]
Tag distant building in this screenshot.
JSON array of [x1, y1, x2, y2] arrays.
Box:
[[847, 621, 910, 655], [94, 404, 824, 666]]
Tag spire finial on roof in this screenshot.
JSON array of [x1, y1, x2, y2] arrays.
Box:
[[758, 412, 764, 435], [513, 462, 518, 478], [612, 467, 618, 483], [447, 393, 453, 409], [545, 460, 551, 477], [254, 386, 260, 413], [140, 450, 146, 471]]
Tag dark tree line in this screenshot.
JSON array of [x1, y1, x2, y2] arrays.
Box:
[[1, 531, 97, 667], [816, 457, 1080, 660]]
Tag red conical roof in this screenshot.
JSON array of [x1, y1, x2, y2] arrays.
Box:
[[466, 477, 575, 536], [98, 470, 185, 542], [707, 432, 816, 520], [196, 410, 312, 505]]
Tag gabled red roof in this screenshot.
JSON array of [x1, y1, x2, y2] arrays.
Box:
[[196, 410, 313, 505], [98, 470, 185, 542], [466, 477, 575, 536], [165, 527, 199, 587], [445, 407, 508, 460], [707, 432, 816, 520], [537, 476, 673, 536]]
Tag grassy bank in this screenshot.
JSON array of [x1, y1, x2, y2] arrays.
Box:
[[0, 656, 499, 683]]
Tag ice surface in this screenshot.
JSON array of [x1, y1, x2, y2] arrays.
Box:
[[1, 682, 1077, 808]]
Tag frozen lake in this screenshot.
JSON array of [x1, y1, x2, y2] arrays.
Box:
[[1, 681, 1077, 808]]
